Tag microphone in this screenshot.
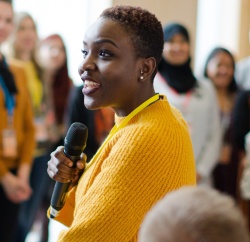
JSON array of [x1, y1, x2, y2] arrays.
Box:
[[50, 122, 88, 218]]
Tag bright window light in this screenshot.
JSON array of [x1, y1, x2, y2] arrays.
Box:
[[13, 0, 112, 85]]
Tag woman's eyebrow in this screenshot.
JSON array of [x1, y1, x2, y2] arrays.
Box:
[[83, 39, 119, 49]]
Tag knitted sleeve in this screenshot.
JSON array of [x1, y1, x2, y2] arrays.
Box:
[[56, 108, 196, 242], [0, 64, 35, 178]]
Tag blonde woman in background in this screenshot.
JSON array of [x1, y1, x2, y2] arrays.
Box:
[[5, 11, 42, 112]]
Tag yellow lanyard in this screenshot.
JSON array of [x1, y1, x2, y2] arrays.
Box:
[[85, 93, 160, 171]]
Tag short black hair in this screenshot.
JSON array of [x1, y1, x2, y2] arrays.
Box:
[[100, 5, 164, 71]]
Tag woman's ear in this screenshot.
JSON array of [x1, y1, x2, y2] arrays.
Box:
[[139, 57, 156, 82]]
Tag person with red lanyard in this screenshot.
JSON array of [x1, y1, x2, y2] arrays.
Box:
[[154, 23, 222, 186]]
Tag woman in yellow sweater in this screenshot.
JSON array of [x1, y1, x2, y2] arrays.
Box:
[[47, 5, 196, 242]]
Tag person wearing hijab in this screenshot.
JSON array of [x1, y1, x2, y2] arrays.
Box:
[[154, 23, 222, 186]]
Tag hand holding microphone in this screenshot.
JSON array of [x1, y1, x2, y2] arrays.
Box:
[[47, 122, 88, 218]]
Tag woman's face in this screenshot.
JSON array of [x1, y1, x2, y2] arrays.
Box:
[[0, 2, 13, 44], [206, 51, 234, 90], [163, 33, 189, 65], [78, 18, 144, 116], [14, 16, 37, 53], [39, 37, 66, 72]]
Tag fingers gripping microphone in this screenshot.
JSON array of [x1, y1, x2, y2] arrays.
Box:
[[50, 122, 88, 218]]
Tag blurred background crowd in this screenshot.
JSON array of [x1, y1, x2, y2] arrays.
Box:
[[1, 0, 250, 241]]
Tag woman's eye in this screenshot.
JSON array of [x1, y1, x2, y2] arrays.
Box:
[[99, 50, 113, 58], [81, 50, 88, 58]]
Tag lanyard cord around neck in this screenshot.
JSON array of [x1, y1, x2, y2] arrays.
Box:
[[0, 75, 15, 118], [85, 93, 160, 171]]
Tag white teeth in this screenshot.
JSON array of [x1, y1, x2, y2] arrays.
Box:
[[85, 80, 100, 88]]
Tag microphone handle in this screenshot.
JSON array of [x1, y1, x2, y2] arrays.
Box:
[[50, 153, 80, 218], [50, 182, 71, 214]]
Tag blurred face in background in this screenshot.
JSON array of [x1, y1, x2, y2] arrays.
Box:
[[0, 1, 13, 44], [38, 36, 66, 73], [14, 16, 37, 53], [163, 33, 189, 65], [206, 51, 234, 90]]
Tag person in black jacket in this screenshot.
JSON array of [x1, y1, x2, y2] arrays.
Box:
[[231, 90, 250, 231]]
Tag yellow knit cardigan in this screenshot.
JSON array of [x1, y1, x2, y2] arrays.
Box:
[[0, 59, 35, 178], [52, 95, 196, 242]]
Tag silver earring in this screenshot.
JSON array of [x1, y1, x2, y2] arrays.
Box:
[[140, 70, 144, 79]]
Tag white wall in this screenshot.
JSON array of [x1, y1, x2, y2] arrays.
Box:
[[195, 0, 241, 77], [13, 0, 242, 83], [13, 0, 112, 85]]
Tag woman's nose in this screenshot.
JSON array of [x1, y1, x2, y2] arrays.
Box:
[[79, 55, 96, 73], [78, 58, 96, 75], [50, 48, 60, 57], [172, 42, 181, 51], [218, 66, 228, 75]]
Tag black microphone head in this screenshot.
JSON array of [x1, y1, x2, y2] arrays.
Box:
[[64, 122, 88, 156]]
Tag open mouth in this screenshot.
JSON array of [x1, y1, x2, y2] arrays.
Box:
[[82, 80, 101, 95]]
